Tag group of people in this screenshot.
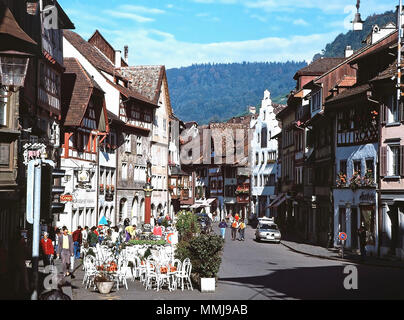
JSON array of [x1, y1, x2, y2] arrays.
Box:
[[218, 213, 246, 241]]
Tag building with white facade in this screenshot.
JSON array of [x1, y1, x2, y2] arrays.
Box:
[[250, 90, 282, 218]]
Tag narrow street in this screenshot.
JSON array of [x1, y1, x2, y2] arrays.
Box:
[[69, 225, 404, 300]]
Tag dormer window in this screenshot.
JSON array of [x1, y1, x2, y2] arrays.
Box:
[[311, 90, 322, 113]]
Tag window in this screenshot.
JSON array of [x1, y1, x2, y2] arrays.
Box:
[[255, 153, 259, 165], [0, 89, 7, 126], [136, 136, 142, 155], [311, 90, 322, 113], [122, 162, 128, 180], [365, 158, 374, 181], [386, 95, 399, 123], [389, 145, 400, 176], [254, 175, 258, 187], [340, 160, 347, 175], [353, 160, 361, 177], [124, 134, 131, 153]]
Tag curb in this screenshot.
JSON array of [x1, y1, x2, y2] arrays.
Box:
[[281, 241, 404, 270]]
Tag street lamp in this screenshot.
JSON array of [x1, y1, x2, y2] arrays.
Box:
[[351, 0, 364, 31], [0, 51, 31, 93]]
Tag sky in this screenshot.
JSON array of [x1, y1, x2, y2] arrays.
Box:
[[58, 0, 399, 69]]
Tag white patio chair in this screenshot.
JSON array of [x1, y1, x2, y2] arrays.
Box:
[[156, 262, 172, 292], [114, 257, 129, 290], [134, 256, 147, 282], [144, 258, 159, 291], [176, 259, 193, 291], [168, 258, 182, 291], [83, 256, 98, 290]]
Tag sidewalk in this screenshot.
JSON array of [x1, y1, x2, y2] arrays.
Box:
[[281, 238, 404, 269]]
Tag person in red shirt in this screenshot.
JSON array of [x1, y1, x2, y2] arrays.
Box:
[[40, 232, 55, 266], [153, 224, 163, 237], [72, 226, 82, 260]]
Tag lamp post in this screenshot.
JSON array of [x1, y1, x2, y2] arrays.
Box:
[[144, 161, 154, 225]]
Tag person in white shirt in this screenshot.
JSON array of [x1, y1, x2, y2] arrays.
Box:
[[81, 226, 88, 245]]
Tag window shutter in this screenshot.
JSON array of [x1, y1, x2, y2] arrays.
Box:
[[380, 104, 386, 125], [400, 101, 404, 123], [381, 146, 387, 177], [401, 146, 404, 177]]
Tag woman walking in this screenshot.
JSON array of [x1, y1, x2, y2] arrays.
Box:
[[218, 219, 228, 240]]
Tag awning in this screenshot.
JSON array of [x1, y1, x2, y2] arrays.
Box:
[[190, 198, 216, 209], [267, 193, 286, 209]]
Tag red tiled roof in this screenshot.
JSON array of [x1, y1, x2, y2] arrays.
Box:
[[64, 30, 116, 75], [117, 65, 165, 105], [62, 57, 104, 127], [294, 58, 346, 79]]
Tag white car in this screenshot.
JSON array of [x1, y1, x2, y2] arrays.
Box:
[[255, 222, 281, 243]]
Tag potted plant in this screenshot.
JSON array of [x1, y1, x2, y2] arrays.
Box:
[[336, 172, 347, 188], [349, 172, 362, 191], [188, 234, 224, 293], [94, 262, 117, 294]]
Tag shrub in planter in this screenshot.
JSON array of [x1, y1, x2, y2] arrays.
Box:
[[175, 210, 200, 241], [188, 234, 224, 291], [174, 240, 191, 262]]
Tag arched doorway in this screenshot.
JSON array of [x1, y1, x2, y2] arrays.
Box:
[[139, 199, 145, 224], [157, 204, 163, 218], [132, 197, 139, 225], [119, 198, 128, 225]]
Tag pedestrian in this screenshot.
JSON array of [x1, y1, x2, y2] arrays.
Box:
[[235, 213, 240, 222], [53, 228, 61, 260], [88, 227, 98, 247], [98, 231, 105, 244], [358, 222, 367, 260], [218, 219, 227, 239], [238, 220, 246, 241], [40, 232, 55, 266], [82, 226, 88, 246], [57, 227, 74, 278], [111, 227, 119, 244], [231, 219, 239, 241], [72, 226, 82, 259]]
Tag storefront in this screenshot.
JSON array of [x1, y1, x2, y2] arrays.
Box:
[[333, 188, 377, 254]]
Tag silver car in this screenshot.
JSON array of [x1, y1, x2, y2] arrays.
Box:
[[255, 222, 281, 243]]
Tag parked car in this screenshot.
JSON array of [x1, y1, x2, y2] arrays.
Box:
[[255, 222, 281, 243]]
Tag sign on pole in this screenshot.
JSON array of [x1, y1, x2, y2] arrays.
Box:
[[26, 160, 35, 224], [338, 232, 348, 241]]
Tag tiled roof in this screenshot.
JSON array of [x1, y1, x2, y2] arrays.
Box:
[[62, 58, 103, 127], [326, 83, 371, 105], [273, 104, 287, 115], [370, 59, 396, 82], [294, 57, 346, 78], [117, 66, 164, 105], [64, 30, 116, 75]]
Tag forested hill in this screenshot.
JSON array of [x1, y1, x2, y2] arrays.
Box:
[[313, 10, 396, 61], [166, 61, 307, 124]]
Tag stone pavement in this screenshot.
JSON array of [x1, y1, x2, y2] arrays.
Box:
[[281, 239, 404, 270]]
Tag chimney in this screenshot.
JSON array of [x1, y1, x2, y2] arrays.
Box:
[[345, 46, 354, 58], [115, 50, 122, 68], [124, 46, 129, 63]]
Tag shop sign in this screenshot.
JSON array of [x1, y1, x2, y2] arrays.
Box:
[[359, 192, 375, 203]]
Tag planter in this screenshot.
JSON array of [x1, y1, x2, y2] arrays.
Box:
[[200, 277, 215, 293], [96, 281, 115, 294]]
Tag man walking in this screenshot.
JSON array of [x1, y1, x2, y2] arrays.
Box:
[[72, 226, 82, 259], [88, 227, 98, 247], [358, 222, 367, 260], [231, 219, 239, 241], [57, 227, 74, 277], [82, 226, 88, 246], [238, 220, 246, 241]]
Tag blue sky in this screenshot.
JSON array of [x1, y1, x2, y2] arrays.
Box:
[[59, 0, 399, 69]]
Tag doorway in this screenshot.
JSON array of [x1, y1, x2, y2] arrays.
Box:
[[351, 207, 358, 249]]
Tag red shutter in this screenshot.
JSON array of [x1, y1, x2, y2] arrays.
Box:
[[381, 146, 387, 177], [401, 146, 404, 177]]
